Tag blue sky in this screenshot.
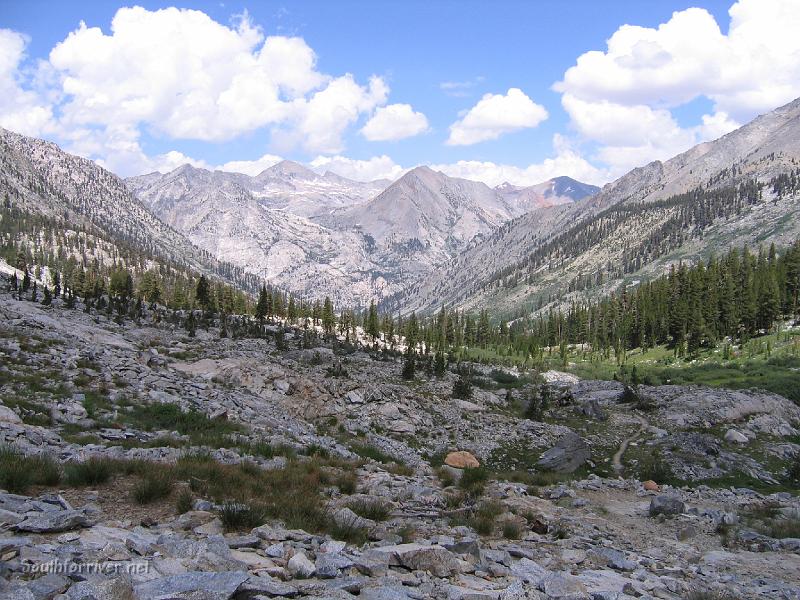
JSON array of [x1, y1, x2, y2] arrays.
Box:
[[1, 0, 799, 185]]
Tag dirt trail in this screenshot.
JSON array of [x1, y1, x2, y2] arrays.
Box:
[[612, 415, 648, 474]]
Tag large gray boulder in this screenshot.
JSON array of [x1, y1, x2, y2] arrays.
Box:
[[649, 495, 686, 518], [132, 571, 249, 600], [14, 510, 93, 533], [368, 543, 461, 577], [536, 432, 590, 473]]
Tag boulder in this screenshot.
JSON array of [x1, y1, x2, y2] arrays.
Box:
[[724, 428, 749, 444], [444, 451, 480, 469], [287, 551, 316, 578], [132, 571, 249, 600], [539, 571, 588, 598], [14, 510, 93, 533], [536, 433, 589, 473], [331, 507, 375, 531], [649, 495, 686, 518], [369, 543, 461, 577], [0, 405, 22, 424]]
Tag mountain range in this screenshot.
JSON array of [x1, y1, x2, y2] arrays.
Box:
[[391, 97, 800, 317], [3, 96, 799, 319], [126, 160, 597, 307]]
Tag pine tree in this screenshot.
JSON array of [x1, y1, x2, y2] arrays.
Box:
[[255, 285, 270, 322], [405, 312, 419, 351], [401, 347, 415, 380], [195, 275, 211, 310], [452, 365, 473, 399], [41, 286, 52, 306], [322, 296, 335, 336], [434, 352, 446, 376], [185, 310, 197, 337], [366, 300, 380, 342]]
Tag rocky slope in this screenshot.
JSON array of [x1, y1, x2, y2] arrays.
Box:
[[1, 277, 799, 599], [394, 97, 800, 317], [0, 127, 264, 294]]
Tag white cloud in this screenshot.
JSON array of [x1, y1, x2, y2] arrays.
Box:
[[433, 135, 609, 187], [439, 76, 484, 97], [309, 154, 406, 182], [446, 88, 548, 146], [555, 0, 800, 173], [360, 103, 429, 141], [0, 29, 55, 137], [0, 6, 388, 168], [280, 74, 388, 153], [218, 153, 283, 176]]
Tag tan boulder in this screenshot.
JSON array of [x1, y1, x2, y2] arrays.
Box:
[[643, 480, 660, 492], [444, 451, 480, 469]]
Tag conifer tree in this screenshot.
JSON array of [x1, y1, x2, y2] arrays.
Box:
[[401, 347, 415, 380], [255, 285, 269, 322], [322, 296, 335, 336], [366, 300, 380, 342], [195, 275, 211, 310]]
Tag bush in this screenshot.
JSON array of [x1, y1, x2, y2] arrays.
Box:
[[133, 470, 174, 504], [0, 446, 33, 493], [502, 520, 522, 540], [637, 449, 676, 485], [350, 443, 395, 464], [218, 500, 267, 531], [327, 510, 368, 545], [436, 466, 456, 488], [470, 500, 502, 536], [64, 457, 117, 486], [175, 488, 194, 514], [458, 467, 489, 497], [334, 471, 357, 494], [347, 498, 390, 521]]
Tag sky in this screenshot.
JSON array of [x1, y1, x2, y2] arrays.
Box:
[[1, 0, 800, 186]]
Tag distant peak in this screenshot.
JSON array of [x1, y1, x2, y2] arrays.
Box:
[[260, 159, 318, 179]]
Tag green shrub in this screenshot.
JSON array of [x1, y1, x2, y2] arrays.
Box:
[[436, 466, 456, 488], [133, 470, 174, 504], [334, 471, 358, 494], [347, 498, 390, 521], [0, 445, 33, 493], [502, 520, 522, 539], [64, 457, 117, 486], [350, 443, 395, 464], [458, 467, 489, 497], [218, 501, 267, 531], [469, 500, 502, 536], [175, 488, 194, 514]]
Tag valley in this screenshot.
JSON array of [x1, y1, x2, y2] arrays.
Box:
[[1, 39, 800, 600]]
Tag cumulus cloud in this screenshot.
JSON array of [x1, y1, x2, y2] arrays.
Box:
[[218, 153, 283, 176], [433, 135, 609, 187], [446, 88, 548, 146], [0, 7, 390, 171], [554, 0, 800, 174], [0, 29, 55, 137], [278, 74, 388, 153], [309, 154, 406, 182], [360, 104, 429, 141]]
